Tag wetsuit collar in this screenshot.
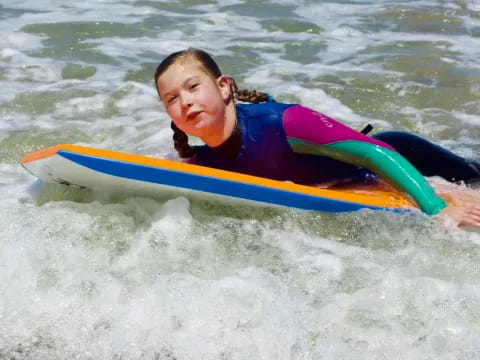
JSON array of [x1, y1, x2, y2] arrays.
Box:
[[211, 118, 242, 158]]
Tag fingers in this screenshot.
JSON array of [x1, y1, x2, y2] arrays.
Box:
[[437, 205, 480, 228], [463, 206, 480, 227]]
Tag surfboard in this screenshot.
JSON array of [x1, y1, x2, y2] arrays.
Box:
[[20, 144, 417, 213]]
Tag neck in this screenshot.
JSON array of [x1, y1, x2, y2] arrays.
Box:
[[201, 103, 237, 147]]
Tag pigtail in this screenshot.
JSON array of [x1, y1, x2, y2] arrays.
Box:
[[229, 77, 271, 104], [171, 122, 196, 159], [155, 49, 274, 158]]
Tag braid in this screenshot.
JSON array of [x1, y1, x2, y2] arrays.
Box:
[[155, 49, 273, 157], [229, 77, 270, 103], [171, 122, 196, 159], [169, 78, 270, 159]]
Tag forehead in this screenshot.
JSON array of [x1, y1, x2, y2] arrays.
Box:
[[161, 60, 210, 81], [156, 61, 214, 98]]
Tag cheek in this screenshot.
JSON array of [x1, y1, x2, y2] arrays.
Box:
[[166, 103, 181, 120], [201, 89, 225, 112], [166, 105, 189, 130], [170, 116, 188, 134]]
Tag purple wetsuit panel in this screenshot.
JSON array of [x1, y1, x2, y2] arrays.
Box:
[[282, 105, 396, 151]]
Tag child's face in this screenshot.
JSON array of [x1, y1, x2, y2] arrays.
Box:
[[156, 61, 231, 142]]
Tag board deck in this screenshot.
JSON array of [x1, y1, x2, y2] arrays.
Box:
[[20, 144, 416, 213]]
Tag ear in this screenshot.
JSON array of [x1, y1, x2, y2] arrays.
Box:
[[217, 75, 231, 102]]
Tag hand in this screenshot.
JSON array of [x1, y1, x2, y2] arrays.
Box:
[[438, 205, 480, 228]]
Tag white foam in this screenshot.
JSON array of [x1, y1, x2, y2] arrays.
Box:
[[2, 1, 480, 358], [452, 111, 480, 126]]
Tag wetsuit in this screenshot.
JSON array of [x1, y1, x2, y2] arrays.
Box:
[[191, 102, 450, 215], [372, 132, 480, 185]]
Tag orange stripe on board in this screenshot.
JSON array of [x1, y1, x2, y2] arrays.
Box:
[[21, 144, 66, 164], [21, 144, 416, 209]]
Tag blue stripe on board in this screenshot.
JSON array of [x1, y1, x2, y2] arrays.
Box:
[[58, 150, 397, 213]]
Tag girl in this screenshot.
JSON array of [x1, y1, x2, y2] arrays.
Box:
[[155, 48, 480, 227]]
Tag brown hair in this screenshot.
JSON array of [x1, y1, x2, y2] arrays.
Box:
[[155, 48, 271, 159]]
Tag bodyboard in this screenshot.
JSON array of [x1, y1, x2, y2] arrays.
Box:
[[21, 144, 417, 213]]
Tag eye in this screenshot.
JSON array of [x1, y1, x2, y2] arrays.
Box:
[[189, 83, 199, 91], [167, 96, 178, 104]]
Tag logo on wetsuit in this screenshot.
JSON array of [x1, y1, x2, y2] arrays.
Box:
[[311, 110, 334, 128]]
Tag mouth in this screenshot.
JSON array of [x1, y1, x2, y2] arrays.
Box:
[[186, 110, 202, 122]]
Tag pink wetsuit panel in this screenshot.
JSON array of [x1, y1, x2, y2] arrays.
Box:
[[282, 105, 396, 152]]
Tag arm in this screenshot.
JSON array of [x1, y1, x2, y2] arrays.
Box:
[[282, 105, 446, 215]]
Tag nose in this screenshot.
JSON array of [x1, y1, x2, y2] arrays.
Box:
[[180, 92, 194, 110]]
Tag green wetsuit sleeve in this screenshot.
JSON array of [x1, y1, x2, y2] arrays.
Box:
[[288, 139, 447, 215]]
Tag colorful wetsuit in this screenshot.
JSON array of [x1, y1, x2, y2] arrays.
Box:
[[191, 102, 447, 215]]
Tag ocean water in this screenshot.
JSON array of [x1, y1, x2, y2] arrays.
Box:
[[1, 0, 480, 359]]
